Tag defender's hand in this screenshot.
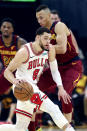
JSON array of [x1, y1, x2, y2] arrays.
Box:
[[58, 87, 71, 104]]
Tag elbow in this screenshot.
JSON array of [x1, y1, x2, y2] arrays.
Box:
[[55, 43, 67, 54], [61, 43, 67, 54], [59, 46, 67, 54], [61, 47, 67, 54]]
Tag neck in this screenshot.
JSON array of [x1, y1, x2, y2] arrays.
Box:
[[46, 19, 52, 29], [2, 35, 13, 45], [32, 41, 43, 54]]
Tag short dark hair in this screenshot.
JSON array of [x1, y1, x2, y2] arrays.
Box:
[[51, 10, 58, 15], [0, 17, 15, 28], [36, 5, 49, 12], [36, 27, 50, 36]]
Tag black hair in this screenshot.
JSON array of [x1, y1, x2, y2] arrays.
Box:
[[36, 27, 50, 36], [0, 17, 15, 28], [51, 9, 59, 15], [36, 5, 49, 12]]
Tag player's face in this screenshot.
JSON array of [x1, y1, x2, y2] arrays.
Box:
[[39, 32, 51, 51], [0, 22, 14, 38], [36, 10, 49, 27], [51, 14, 60, 23]]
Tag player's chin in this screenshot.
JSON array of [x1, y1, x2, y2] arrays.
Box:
[[40, 24, 44, 27]]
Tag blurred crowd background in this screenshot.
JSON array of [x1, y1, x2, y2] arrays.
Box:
[[0, 0, 87, 129]]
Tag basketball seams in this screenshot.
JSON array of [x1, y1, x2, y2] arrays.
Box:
[[14, 81, 34, 101], [14, 90, 29, 101], [16, 83, 33, 94]]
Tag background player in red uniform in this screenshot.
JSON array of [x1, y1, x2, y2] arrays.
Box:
[[0, 17, 27, 95], [51, 9, 61, 23], [36, 5, 83, 123]]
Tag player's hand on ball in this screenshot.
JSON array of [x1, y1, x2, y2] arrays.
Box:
[[14, 80, 34, 101]]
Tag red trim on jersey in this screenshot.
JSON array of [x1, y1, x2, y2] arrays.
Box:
[[23, 45, 30, 64], [30, 42, 44, 56], [15, 108, 32, 118], [42, 94, 48, 99], [36, 94, 48, 110]]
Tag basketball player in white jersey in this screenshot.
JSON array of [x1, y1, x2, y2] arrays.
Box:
[[2, 27, 75, 131]]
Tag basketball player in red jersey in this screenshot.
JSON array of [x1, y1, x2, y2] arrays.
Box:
[[36, 5, 83, 123], [0, 17, 27, 95]]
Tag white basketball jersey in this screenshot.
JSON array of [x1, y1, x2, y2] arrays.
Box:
[[16, 42, 48, 84]]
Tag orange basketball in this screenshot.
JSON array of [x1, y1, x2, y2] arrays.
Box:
[[14, 81, 34, 101]]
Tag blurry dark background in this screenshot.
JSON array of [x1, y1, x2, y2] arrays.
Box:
[[0, 0, 87, 56], [0, 0, 40, 41]]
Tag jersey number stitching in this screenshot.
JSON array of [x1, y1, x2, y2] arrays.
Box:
[[33, 69, 40, 80]]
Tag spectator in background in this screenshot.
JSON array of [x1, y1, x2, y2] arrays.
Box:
[[51, 9, 61, 23], [0, 17, 27, 95], [0, 88, 17, 124]]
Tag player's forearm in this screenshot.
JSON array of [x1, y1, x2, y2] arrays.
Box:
[[4, 68, 17, 85], [7, 104, 16, 120], [49, 59, 63, 87]]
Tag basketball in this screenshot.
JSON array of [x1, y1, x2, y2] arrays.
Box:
[[14, 81, 34, 101]]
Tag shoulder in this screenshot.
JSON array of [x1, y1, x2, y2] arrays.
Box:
[[55, 22, 70, 35], [17, 44, 29, 57], [14, 43, 30, 63], [55, 22, 66, 29]]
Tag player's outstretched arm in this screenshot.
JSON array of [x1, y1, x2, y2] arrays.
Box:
[[48, 45, 71, 104]]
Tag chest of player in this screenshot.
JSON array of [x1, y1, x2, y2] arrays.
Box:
[[0, 45, 17, 67], [28, 57, 48, 70], [0, 45, 17, 56]]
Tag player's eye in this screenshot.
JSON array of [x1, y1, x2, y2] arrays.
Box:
[[3, 25, 6, 28], [44, 37, 48, 40], [40, 16, 43, 20]]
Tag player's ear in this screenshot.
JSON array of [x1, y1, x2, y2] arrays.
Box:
[[47, 11, 51, 19], [49, 12, 51, 18], [35, 35, 40, 41]]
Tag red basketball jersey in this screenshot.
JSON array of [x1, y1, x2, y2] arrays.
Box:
[[0, 35, 19, 67], [50, 22, 78, 64]]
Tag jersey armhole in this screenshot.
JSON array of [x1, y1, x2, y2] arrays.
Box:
[[23, 45, 30, 64]]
